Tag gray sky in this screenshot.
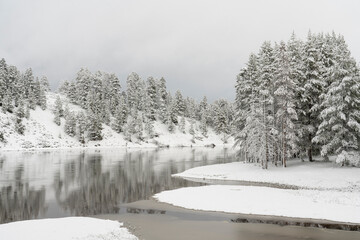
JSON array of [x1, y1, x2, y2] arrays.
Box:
[[0, 0, 359, 102]]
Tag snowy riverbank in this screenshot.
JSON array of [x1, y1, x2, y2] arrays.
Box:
[[0, 217, 137, 240], [0, 93, 233, 151], [154, 159, 360, 224], [154, 185, 360, 223], [173, 160, 360, 190]]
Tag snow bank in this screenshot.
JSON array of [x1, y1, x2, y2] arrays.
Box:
[[0, 217, 137, 240], [154, 185, 360, 223], [173, 160, 360, 190]]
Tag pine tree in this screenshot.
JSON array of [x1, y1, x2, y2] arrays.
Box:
[[40, 76, 50, 91], [15, 101, 25, 134], [86, 110, 103, 141], [53, 96, 63, 126], [313, 34, 360, 158], [75, 68, 92, 108], [144, 117, 155, 138], [112, 95, 128, 133], [146, 76, 157, 120], [200, 112, 208, 137], [174, 90, 185, 116], [127, 72, 142, 111], [301, 32, 326, 161], [179, 116, 186, 133], [0, 58, 8, 105], [274, 41, 298, 167], [156, 77, 168, 122], [76, 111, 87, 144], [25, 104, 30, 119], [65, 111, 76, 137]]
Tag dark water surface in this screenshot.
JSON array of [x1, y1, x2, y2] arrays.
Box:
[[0, 147, 236, 224]]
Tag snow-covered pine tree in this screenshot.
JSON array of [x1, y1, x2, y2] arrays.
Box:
[[38, 85, 47, 110], [86, 110, 103, 141], [64, 111, 76, 137], [313, 34, 360, 159], [174, 90, 185, 116], [15, 100, 25, 134], [25, 104, 30, 119], [274, 41, 298, 167], [53, 96, 64, 126], [156, 77, 168, 122], [179, 116, 186, 133], [0, 58, 8, 106], [76, 111, 86, 144], [40, 76, 50, 91], [257, 41, 276, 168], [146, 76, 157, 120], [108, 73, 121, 114], [127, 72, 142, 111], [213, 99, 232, 144], [144, 116, 155, 138], [167, 106, 176, 133], [200, 111, 208, 137], [301, 32, 326, 161], [67, 82, 77, 104], [75, 68, 92, 108], [234, 54, 259, 138]]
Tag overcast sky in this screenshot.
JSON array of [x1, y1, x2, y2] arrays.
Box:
[[0, 0, 359, 101]]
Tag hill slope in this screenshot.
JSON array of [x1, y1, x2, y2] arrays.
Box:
[[0, 93, 233, 150]]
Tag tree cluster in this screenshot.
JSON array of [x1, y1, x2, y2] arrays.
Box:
[[234, 32, 360, 168], [0, 58, 49, 135], [60, 70, 233, 143]]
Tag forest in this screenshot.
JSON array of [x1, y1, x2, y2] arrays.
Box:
[[234, 31, 360, 168], [1, 31, 359, 168]]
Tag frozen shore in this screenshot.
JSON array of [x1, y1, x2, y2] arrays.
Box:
[[155, 159, 360, 224], [0, 217, 137, 240]]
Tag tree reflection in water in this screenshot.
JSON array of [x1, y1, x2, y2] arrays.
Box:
[[0, 148, 236, 223]]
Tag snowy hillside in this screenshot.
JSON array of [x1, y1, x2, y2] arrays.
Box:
[[0, 93, 233, 150]]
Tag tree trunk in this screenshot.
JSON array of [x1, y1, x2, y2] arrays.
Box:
[[283, 131, 287, 167], [308, 134, 313, 162]]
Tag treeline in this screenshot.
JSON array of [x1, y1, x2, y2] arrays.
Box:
[[58, 69, 234, 143], [0, 59, 49, 136], [234, 31, 360, 168]]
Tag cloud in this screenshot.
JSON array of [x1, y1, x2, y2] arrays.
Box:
[[0, 0, 359, 101]]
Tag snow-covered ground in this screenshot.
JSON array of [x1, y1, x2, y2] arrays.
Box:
[[0, 92, 233, 150], [154, 185, 360, 223], [154, 159, 360, 224], [173, 160, 360, 190], [0, 217, 137, 240]]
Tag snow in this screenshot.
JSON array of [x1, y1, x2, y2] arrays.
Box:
[[173, 160, 360, 190], [0, 92, 233, 150], [154, 185, 360, 223], [0, 217, 137, 240]]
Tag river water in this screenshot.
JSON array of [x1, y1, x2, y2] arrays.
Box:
[[1, 147, 359, 240], [0, 147, 236, 224]]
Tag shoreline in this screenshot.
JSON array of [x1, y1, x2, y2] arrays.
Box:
[[95, 199, 360, 240], [0, 144, 234, 152]]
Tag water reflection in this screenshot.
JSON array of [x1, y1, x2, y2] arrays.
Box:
[[0, 148, 236, 224]]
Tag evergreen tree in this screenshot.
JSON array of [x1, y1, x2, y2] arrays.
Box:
[[156, 77, 168, 122], [274, 41, 298, 167], [301, 32, 326, 161], [127, 72, 142, 111], [86, 110, 103, 141], [179, 116, 186, 133], [53, 96, 63, 126], [64, 111, 76, 137], [174, 90, 185, 116], [77, 111, 87, 144], [313, 35, 360, 158], [146, 76, 157, 120]]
